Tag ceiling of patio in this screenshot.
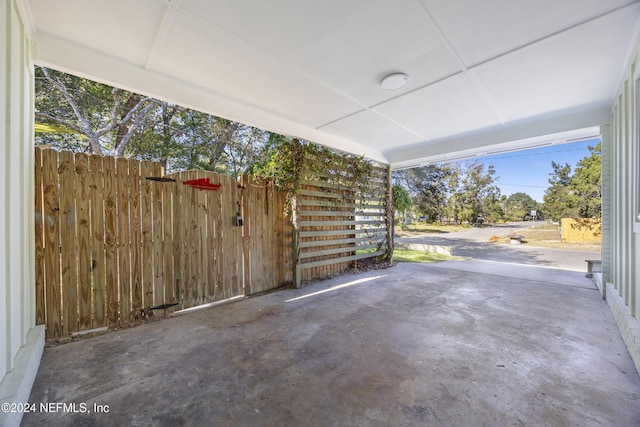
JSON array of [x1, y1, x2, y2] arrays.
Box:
[[21, 0, 640, 167]]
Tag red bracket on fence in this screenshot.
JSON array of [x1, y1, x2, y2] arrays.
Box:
[[183, 177, 222, 191]]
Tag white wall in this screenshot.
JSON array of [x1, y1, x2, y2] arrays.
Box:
[[604, 30, 640, 374], [0, 1, 45, 426]]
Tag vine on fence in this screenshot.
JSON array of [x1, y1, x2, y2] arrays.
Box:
[[256, 138, 377, 215]]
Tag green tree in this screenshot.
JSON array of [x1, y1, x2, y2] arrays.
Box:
[[392, 164, 453, 223], [392, 184, 412, 228], [35, 66, 275, 176], [543, 161, 579, 221], [505, 192, 539, 221], [570, 142, 601, 218], [484, 193, 506, 223], [456, 162, 501, 224], [35, 66, 156, 155]]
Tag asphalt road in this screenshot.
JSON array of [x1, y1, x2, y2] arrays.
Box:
[[395, 222, 601, 272]]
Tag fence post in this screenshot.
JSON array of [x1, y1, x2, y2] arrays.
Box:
[[384, 165, 394, 262], [291, 195, 301, 288], [241, 174, 251, 296]]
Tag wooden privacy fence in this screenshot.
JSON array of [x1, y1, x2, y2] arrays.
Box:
[[34, 148, 291, 339], [561, 218, 602, 244], [34, 148, 391, 339]]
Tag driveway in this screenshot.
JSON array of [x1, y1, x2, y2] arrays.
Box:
[[23, 262, 640, 426], [396, 222, 600, 271]]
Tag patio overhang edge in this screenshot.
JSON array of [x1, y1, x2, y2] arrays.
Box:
[[387, 108, 608, 169]]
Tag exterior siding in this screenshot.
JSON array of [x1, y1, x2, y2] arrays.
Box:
[[601, 124, 611, 286], [605, 33, 640, 374], [0, 1, 45, 427]]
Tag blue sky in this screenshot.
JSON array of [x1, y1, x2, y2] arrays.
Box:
[[474, 138, 601, 202]]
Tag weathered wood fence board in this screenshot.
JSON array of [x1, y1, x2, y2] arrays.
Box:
[[34, 148, 390, 339], [34, 148, 293, 339], [242, 175, 293, 294]]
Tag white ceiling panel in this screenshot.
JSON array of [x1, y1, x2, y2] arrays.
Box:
[[26, 0, 166, 64], [374, 73, 501, 142], [148, 8, 363, 127], [472, 6, 639, 123], [178, 0, 462, 107], [421, 0, 638, 67], [320, 110, 424, 151]]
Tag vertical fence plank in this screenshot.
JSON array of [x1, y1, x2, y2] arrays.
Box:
[[75, 153, 92, 332], [103, 157, 119, 328], [150, 163, 164, 306], [187, 170, 199, 308], [173, 172, 186, 308], [163, 176, 175, 306], [129, 159, 143, 322], [116, 158, 131, 325], [194, 172, 205, 306], [34, 148, 45, 325], [58, 150, 78, 335], [231, 178, 243, 297], [172, 172, 186, 308], [140, 161, 155, 310], [197, 173, 208, 306], [206, 181, 217, 301], [42, 149, 62, 337], [89, 154, 106, 328], [223, 176, 235, 299], [212, 177, 223, 301], [241, 175, 252, 295], [278, 183, 290, 285]]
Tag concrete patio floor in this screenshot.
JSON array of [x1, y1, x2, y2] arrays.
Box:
[[23, 261, 640, 426]]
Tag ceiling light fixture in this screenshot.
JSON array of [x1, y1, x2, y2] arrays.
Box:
[[381, 72, 409, 90]]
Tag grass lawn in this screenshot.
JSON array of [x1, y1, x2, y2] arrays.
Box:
[[395, 223, 468, 237], [392, 249, 459, 263], [488, 223, 601, 251]]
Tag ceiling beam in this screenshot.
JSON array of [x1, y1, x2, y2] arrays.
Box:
[[387, 107, 608, 168]]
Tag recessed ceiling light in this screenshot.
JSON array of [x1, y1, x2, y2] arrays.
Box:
[[381, 73, 409, 90]]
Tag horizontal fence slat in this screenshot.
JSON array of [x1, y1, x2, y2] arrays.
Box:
[[299, 179, 353, 191], [300, 229, 386, 238], [300, 244, 377, 259], [299, 210, 354, 218], [298, 189, 343, 199], [298, 251, 385, 270], [355, 212, 386, 217], [300, 199, 356, 208], [298, 210, 386, 218], [300, 220, 382, 227], [299, 236, 381, 248], [300, 247, 356, 259]]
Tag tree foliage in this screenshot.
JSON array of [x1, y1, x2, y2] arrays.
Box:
[[392, 185, 412, 213], [35, 67, 156, 155], [543, 143, 601, 221], [456, 162, 500, 224], [505, 192, 539, 221], [393, 161, 501, 225], [570, 142, 601, 218], [392, 165, 453, 223], [35, 66, 273, 177]]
